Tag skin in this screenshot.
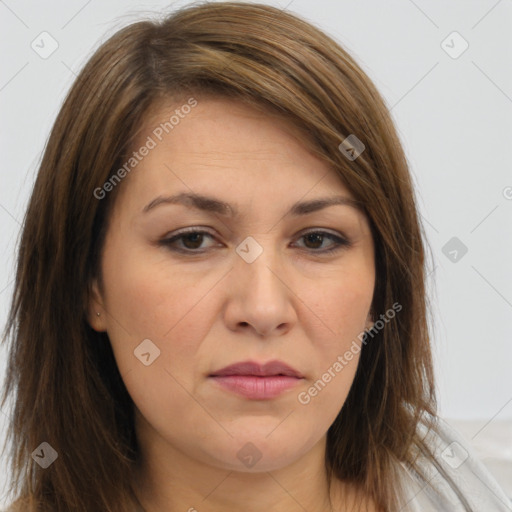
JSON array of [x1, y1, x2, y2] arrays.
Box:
[[88, 97, 377, 512]]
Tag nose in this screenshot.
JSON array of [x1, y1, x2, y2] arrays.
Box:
[[223, 238, 297, 338]]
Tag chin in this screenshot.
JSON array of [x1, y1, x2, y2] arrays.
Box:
[[199, 431, 317, 473]]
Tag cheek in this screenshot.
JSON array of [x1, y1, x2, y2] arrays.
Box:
[[299, 352, 360, 415], [101, 241, 195, 337], [299, 266, 373, 405], [306, 270, 374, 343], [100, 251, 214, 428], [100, 244, 220, 378]]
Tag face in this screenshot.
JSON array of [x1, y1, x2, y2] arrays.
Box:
[[89, 97, 375, 474]]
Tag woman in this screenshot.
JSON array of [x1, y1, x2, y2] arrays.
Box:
[[1, 2, 510, 511]]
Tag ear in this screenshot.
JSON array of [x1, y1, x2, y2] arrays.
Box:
[[86, 277, 108, 332], [364, 313, 375, 332]]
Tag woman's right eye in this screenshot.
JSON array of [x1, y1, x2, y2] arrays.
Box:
[[160, 229, 217, 253]]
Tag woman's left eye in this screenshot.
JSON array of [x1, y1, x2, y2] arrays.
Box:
[[159, 228, 351, 254], [294, 230, 351, 253]]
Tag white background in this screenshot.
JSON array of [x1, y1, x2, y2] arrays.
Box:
[[1, 0, 511, 506]]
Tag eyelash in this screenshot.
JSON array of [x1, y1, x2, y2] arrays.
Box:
[[159, 228, 351, 255]]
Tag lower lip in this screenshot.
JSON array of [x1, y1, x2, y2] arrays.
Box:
[[210, 375, 302, 399]]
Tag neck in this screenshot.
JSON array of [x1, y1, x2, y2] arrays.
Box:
[[131, 420, 344, 512]]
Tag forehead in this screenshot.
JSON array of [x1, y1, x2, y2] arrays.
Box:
[[112, 95, 360, 220], [141, 95, 311, 153], [135, 96, 347, 182]]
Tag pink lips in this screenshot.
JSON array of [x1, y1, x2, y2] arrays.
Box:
[[209, 360, 304, 400]]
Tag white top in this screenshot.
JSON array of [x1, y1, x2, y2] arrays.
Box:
[[397, 417, 512, 511]]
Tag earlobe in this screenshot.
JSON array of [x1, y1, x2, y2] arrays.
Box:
[[364, 314, 375, 332], [87, 278, 107, 332]]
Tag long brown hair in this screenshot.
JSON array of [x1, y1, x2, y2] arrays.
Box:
[[1, 2, 471, 511]]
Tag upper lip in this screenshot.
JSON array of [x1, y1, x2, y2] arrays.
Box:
[[210, 360, 303, 378]]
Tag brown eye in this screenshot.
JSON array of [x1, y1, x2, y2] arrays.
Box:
[[295, 230, 351, 254], [160, 229, 217, 253], [302, 232, 324, 249], [160, 228, 350, 255], [180, 232, 205, 250]]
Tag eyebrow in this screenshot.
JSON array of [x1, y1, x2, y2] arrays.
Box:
[[142, 192, 363, 217]]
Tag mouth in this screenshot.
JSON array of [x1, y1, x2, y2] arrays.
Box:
[[209, 360, 304, 400], [210, 360, 303, 378]]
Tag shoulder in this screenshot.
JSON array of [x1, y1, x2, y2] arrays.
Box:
[[397, 416, 512, 511], [2, 497, 33, 512]]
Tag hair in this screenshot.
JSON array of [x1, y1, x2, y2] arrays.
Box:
[[0, 2, 473, 511]]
